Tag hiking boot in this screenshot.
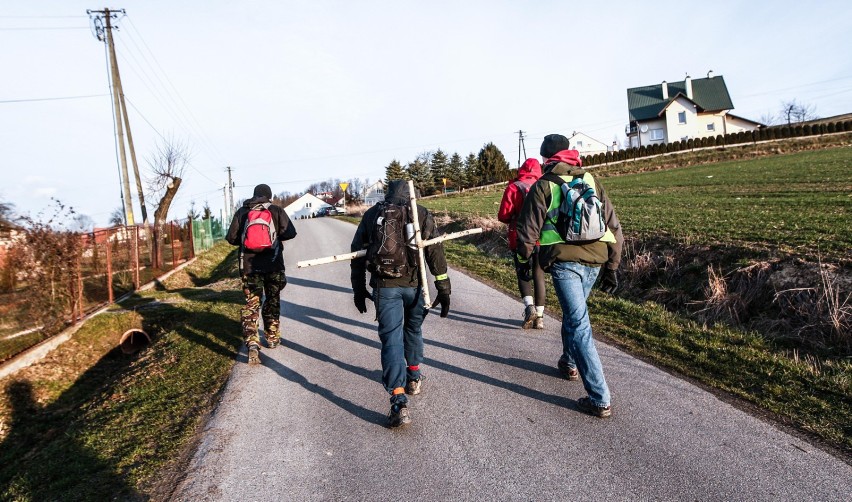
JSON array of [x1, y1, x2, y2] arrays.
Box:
[[533, 315, 545, 329], [577, 396, 611, 418], [267, 338, 280, 349], [405, 378, 422, 396], [247, 344, 261, 365], [388, 403, 411, 428], [522, 305, 536, 329], [557, 359, 579, 381]]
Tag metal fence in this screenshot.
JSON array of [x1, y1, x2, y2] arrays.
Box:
[[0, 218, 226, 363]]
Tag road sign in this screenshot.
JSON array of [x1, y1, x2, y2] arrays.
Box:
[[339, 182, 349, 192]]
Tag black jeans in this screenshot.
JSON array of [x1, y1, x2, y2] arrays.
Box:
[[513, 248, 546, 306]]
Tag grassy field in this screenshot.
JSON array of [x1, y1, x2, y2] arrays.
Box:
[[423, 147, 852, 261], [0, 241, 243, 500]]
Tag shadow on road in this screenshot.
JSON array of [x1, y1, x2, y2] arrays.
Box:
[[283, 300, 572, 409], [286, 276, 353, 294], [444, 309, 521, 329]]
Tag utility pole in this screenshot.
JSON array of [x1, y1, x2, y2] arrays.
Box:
[[88, 8, 146, 225], [517, 130, 527, 167], [227, 166, 235, 216]]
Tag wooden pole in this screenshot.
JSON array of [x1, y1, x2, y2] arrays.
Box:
[[106, 230, 113, 303], [407, 180, 431, 307]]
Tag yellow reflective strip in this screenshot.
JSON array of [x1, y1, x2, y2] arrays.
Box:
[[435, 273, 448, 281]]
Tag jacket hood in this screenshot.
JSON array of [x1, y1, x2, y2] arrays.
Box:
[[544, 149, 582, 167], [517, 158, 542, 180], [385, 180, 420, 204], [243, 195, 271, 207]]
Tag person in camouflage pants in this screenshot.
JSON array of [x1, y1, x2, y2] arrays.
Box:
[[240, 271, 287, 348], [227, 183, 297, 365]]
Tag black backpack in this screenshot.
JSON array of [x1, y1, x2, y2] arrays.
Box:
[[366, 202, 415, 278]]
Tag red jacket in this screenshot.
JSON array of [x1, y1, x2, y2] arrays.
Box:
[[498, 158, 542, 250]]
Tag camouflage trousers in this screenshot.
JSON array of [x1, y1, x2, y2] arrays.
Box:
[[240, 271, 286, 347]]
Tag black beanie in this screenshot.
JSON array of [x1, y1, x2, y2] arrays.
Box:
[[253, 184, 272, 199], [540, 134, 572, 159]]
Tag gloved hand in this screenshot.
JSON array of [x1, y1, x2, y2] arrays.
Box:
[[516, 254, 532, 282], [354, 289, 372, 314], [598, 268, 618, 294], [430, 278, 451, 317]]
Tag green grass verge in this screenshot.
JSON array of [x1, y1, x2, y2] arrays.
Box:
[[0, 241, 242, 501], [444, 239, 851, 455]]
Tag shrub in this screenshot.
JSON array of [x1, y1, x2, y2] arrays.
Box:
[[803, 124, 812, 136], [843, 120, 852, 132], [686, 138, 694, 149], [819, 123, 828, 134], [827, 122, 836, 133]]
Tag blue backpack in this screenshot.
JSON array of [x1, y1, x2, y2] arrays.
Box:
[[541, 172, 606, 243]]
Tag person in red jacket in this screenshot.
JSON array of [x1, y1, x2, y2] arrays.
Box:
[[498, 158, 546, 329]]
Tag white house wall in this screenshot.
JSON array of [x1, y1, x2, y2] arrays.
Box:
[[724, 115, 760, 134], [663, 97, 699, 142], [569, 133, 608, 156], [634, 118, 667, 147]]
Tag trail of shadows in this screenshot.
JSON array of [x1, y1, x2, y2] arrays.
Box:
[[281, 338, 382, 382], [284, 300, 380, 349], [257, 352, 387, 426], [288, 300, 571, 408], [0, 362, 143, 500], [424, 338, 559, 378], [444, 310, 521, 330], [286, 276, 352, 294]]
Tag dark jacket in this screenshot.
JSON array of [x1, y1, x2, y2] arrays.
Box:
[[498, 158, 542, 251], [350, 180, 449, 292], [516, 152, 623, 271], [226, 196, 297, 274]]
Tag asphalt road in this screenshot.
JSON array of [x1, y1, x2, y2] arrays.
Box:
[[172, 217, 850, 501]]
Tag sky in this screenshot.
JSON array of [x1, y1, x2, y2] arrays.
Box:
[[2, 1, 851, 227]]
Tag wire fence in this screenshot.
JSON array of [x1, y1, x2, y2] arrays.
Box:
[[0, 218, 226, 363]]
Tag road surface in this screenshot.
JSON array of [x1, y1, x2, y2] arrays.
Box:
[[172, 217, 850, 501]]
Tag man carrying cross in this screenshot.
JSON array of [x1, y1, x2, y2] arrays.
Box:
[[350, 180, 451, 428]]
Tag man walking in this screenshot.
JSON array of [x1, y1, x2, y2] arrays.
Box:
[[516, 134, 623, 417], [226, 183, 297, 365], [350, 180, 451, 428], [498, 157, 546, 329]]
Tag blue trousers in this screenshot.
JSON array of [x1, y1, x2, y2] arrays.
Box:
[[550, 261, 611, 407], [375, 286, 425, 404]]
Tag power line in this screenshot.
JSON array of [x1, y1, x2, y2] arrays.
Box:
[[0, 94, 108, 104], [0, 26, 88, 30]]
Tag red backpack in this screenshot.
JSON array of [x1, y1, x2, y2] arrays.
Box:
[[242, 203, 277, 252]]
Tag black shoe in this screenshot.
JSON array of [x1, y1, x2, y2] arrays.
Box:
[[522, 305, 536, 329], [557, 359, 579, 381], [577, 396, 612, 418], [388, 403, 411, 428], [405, 378, 422, 396]]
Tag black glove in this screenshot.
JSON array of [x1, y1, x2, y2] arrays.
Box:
[[516, 254, 532, 282], [430, 278, 451, 317], [598, 268, 618, 294], [354, 289, 372, 314]]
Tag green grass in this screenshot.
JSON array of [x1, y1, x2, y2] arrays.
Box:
[[0, 241, 243, 500], [423, 147, 852, 260], [444, 239, 852, 455]]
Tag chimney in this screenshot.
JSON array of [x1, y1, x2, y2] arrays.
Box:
[[707, 69, 714, 79], [661, 80, 669, 99], [685, 74, 693, 99]]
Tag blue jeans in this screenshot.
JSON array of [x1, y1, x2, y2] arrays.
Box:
[[550, 261, 611, 407], [375, 286, 425, 404]]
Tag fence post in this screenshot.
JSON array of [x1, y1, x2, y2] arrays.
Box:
[[134, 225, 140, 289], [170, 223, 177, 269], [77, 254, 83, 321], [188, 220, 195, 259], [106, 229, 113, 303]]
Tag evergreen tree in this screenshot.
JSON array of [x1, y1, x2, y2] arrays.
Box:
[[385, 159, 406, 182], [429, 149, 449, 194], [476, 142, 510, 185], [446, 152, 464, 192], [406, 158, 432, 195], [463, 153, 479, 188]]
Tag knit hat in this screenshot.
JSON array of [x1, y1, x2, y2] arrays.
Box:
[[253, 184, 272, 199], [539, 134, 572, 159]]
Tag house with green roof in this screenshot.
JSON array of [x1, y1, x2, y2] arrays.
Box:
[[625, 72, 762, 148]]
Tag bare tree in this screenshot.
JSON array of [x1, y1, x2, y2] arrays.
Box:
[[780, 99, 819, 125], [0, 199, 16, 227], [146, 137, 189, 268], [108, 207, 125, 227], [759, 111, 778, 126]]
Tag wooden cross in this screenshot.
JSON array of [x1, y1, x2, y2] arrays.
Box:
[[297, 180, 482, 306]]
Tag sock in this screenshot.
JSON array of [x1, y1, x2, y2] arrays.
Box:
[[522, 296, 534, 307], [535, 306, 544, 317]]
